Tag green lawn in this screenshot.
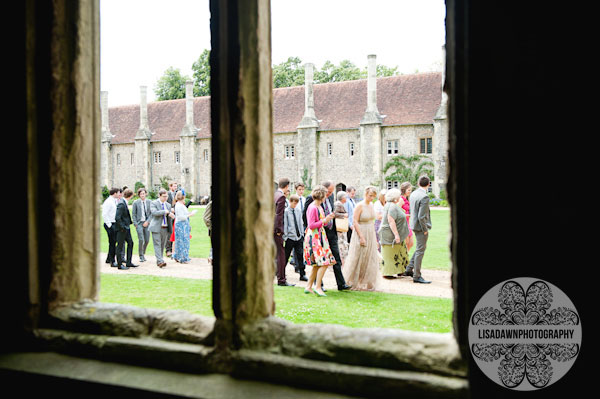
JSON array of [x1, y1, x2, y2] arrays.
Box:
[[100, 273, 453, 332], [100, 207, 453, 332], [101, 206, 451, 271]]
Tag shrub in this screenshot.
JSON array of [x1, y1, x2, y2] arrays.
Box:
[[101, 185, 110, 201]]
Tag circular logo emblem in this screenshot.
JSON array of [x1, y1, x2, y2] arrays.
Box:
[[468, 277, 581, 390]]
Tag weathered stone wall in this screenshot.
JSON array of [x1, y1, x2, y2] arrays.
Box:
[[110, 143, 136, 189], [317, 129, 361, 188], [273, 132, 299, 185], [196, 138, 212, 197], [149, 140, 182, 189]]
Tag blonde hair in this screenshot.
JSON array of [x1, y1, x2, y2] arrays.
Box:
[[311, 185, 327, 201], [364, 186, 377, 196]]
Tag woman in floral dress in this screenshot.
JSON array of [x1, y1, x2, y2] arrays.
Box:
[[303, 185, 336, 296]]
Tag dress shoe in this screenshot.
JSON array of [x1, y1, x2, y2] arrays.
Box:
[[111, 262, 118, 268], [117, 264, 130, 270], [338, 284, 352, 291], [277, 282, 295, 287], [413, 276, 431, 284], [383, 275, 397, 279], [157, 262, 167, 268], [299, 275, 308, 281], [126, 263, 139, 268], [403, 270, 414, 277]]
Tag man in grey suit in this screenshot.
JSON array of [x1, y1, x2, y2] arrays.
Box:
[[149, 189, 175, 268], [405, 176, 432, 284], [132, 187, 152, 262]]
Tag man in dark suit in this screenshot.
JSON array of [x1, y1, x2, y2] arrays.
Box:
[[274, 177, 294, 286], [115, 188, 138, 270], [303, 181, 352, 291]]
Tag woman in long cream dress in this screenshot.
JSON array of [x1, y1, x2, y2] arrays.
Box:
[[342, 186, 382, 291]]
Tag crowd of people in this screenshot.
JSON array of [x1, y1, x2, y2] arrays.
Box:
[[102, 176, 434, 294], [102, 181, 196, 270], [274, 176, 434, 296]]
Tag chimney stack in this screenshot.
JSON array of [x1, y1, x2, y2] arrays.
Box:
[[185, 80, 194, 125], [139, 86, 149, 129], [361, 54, 383, 124], [298, 63, 319, 128]]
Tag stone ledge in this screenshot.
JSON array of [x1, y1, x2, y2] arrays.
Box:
[[239, 316, 466, 378], [48, 300, 215, 345], [0, 352, 353, 399], [234, 349, 468, 398]]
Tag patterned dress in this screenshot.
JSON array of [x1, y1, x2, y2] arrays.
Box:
[[303, 203, 336, 267]]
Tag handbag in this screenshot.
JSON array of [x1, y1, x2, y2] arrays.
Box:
[[336, 217, 349, 233]]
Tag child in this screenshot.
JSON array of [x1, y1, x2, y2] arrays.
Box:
[[283, 194, 306, 281]]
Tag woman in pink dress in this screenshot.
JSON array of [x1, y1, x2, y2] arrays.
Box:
[[398, 182, 413, 251], [303, 185, 336, 297]]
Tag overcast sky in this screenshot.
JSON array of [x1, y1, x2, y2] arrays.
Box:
[[100, 0, 446, 106]]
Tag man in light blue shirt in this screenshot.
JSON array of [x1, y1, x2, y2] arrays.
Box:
[[344, 186, 357, 243]]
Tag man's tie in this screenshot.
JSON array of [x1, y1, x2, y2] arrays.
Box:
[[292, 209, 301, 237], [323, 198, 333, 229], [162, 203, 166, 226]]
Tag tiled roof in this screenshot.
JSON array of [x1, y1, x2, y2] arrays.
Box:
[[108, 72, 442, 144]]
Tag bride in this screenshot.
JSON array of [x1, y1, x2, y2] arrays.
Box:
[[342, 186, 382, 291]]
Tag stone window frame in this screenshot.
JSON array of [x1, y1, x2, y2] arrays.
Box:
[[175, 150, 181, 164], [116, 153, 121, 166], [18, 1, 470, 397], [154, 151, 162, 164], [349, 141, 355, 156], [327, 142, 333, 156], [284, 144, 295, 159], [130, 152, 134, 165], [420, 137, 433, 154], [203, 148, 209, 162], [387, 139, 399, 155]]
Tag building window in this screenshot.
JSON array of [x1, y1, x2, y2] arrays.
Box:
[[154, 151, 161, 164], [386, 180, 399, 189], [175, 151, 180, 164], [116, 153, 121, 166], [387, 140, 399, 155], [204, 149, 209, 162], [420, 137, 433, 154], [349, 142, 355, 156], [130, 153, 134, 165], [327, 142, 332, 156], [284, 144, 295, 159]]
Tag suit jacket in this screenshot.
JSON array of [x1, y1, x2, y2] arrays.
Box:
[[131, 198, 151, 226], [408, 187, 431, 232], [148, 199, 172, 233], [115, 202, 132, 231], [302, 194, 336, 236], [274, 189, 286, 236]]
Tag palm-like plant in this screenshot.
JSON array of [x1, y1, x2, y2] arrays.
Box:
[[382, 155, 434, 187]]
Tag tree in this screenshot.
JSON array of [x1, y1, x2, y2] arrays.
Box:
[[382, 155, 434, 188], [192, 49, 211, 96], [272, 56, 305, 88], [154, 67, 189, 101], [315, 59, 365, 83]]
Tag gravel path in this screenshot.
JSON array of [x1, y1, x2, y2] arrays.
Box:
[[100, 253, 452, 299]]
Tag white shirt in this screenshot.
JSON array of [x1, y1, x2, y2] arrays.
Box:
[[102, 196, 117, 227]]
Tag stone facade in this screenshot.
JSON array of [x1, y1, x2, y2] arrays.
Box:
[[101, 55, 448, 199]]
